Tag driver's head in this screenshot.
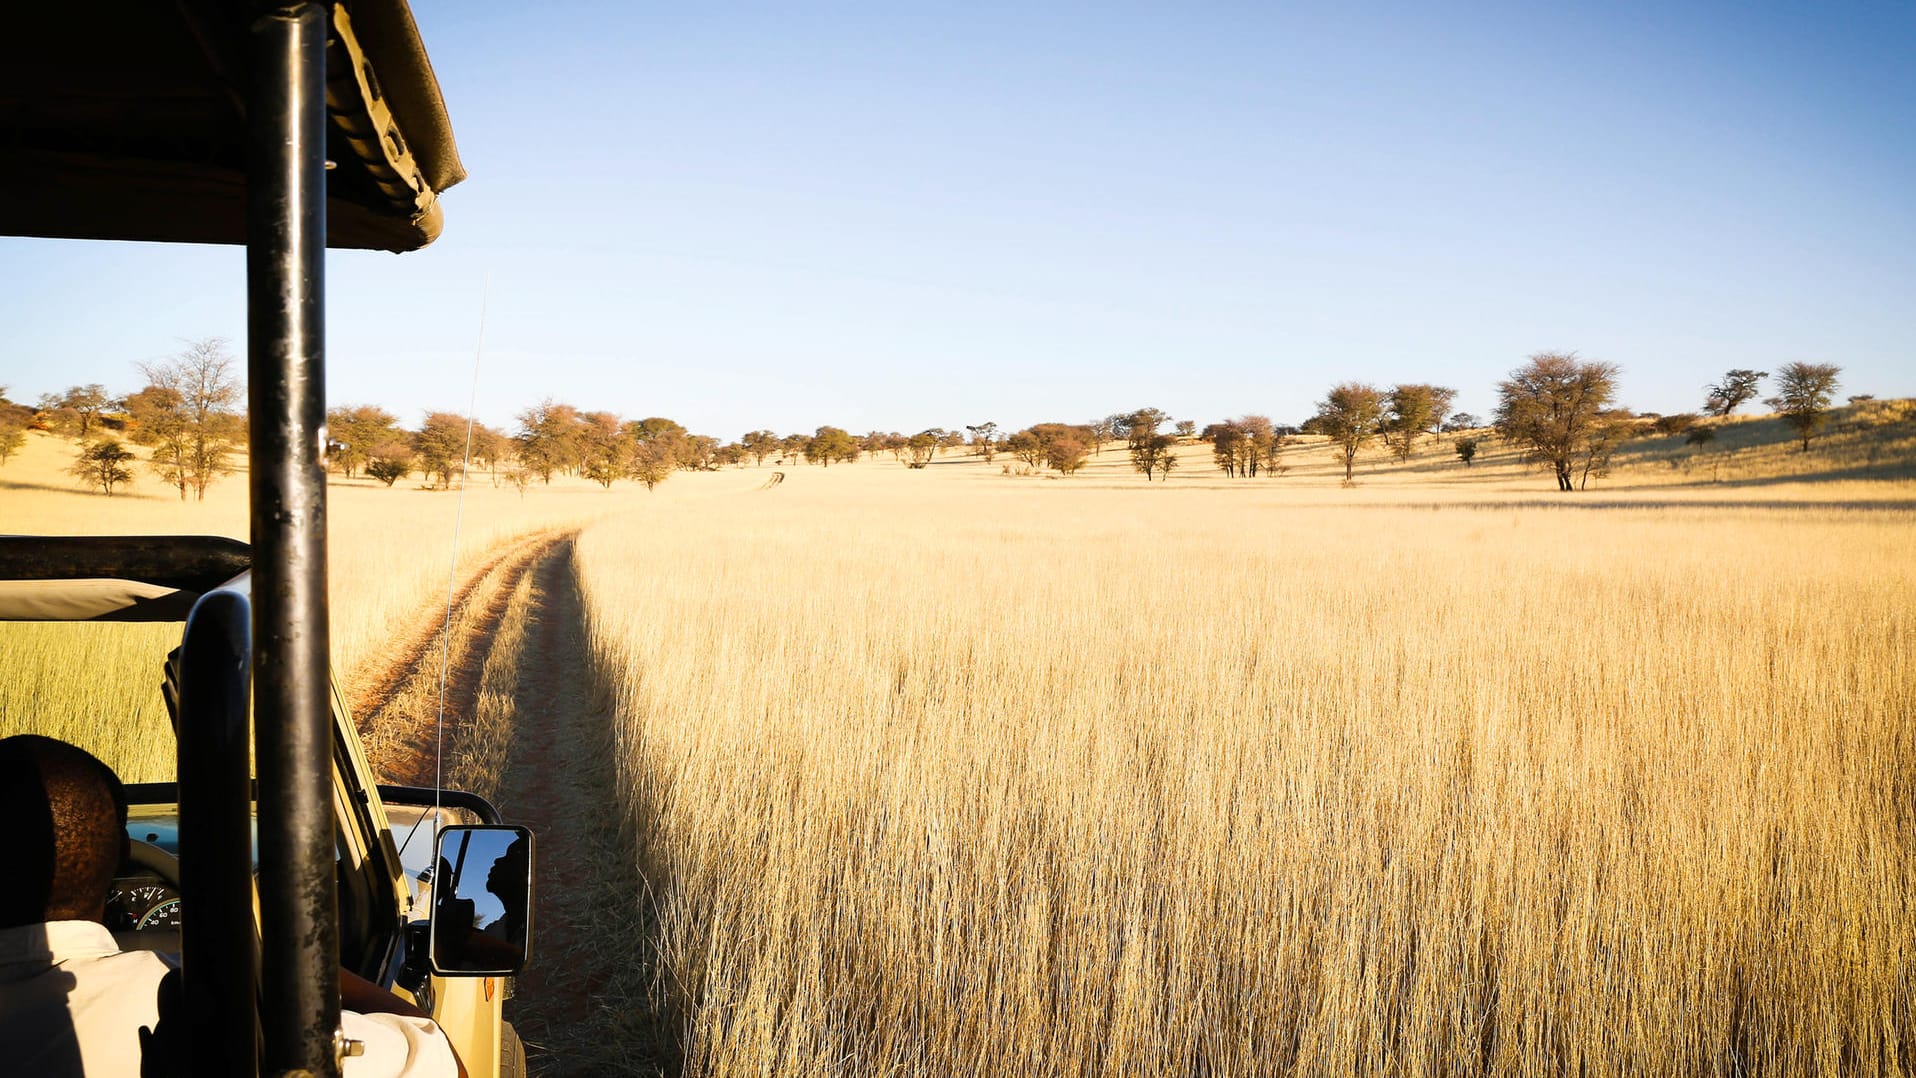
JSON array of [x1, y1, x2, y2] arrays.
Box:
[[486, 834, 529, 911], [0, 735, 128, 928]]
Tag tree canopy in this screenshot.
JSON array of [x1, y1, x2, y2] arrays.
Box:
[[1492, 352, 1621, 491], [1766, 362, 1841, 452], [1704, 369, 1768, 417], [1314, 383, 1386, 483], [1383, 384, 1456, 462], [130, 338, 243, 501]]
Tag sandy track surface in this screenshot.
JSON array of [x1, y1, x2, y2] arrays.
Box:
[[352, 529, 568, 786], [357, 532, 672, 1075]]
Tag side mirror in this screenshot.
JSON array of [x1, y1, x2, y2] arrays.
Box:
[[428, 825, 534, 976]]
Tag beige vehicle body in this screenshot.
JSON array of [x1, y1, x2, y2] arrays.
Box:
[[0, 560, 527, 1077]]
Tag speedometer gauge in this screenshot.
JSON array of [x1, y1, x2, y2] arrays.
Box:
[[126, 885, 182, 929]]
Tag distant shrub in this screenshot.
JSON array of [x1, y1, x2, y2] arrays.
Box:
[[1653, 413, 1700, 436], [366, 454, 413, 487], [1685, 427, 1717, 446], [0, 420, 23, 467]]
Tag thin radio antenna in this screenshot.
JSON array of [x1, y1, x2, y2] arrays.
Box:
[[400, 273, 490, 866]]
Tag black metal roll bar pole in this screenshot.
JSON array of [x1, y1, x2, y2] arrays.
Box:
[[177, 590, 260, 1076], [247, 3, 339, 1075]]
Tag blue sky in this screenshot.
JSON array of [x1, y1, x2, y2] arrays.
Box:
[[3, 1, 1911, 438]]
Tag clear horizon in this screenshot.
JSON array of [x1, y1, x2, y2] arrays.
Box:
[[3, 1, 1911, 439]]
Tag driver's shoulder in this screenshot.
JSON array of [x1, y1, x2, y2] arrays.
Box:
[[40, 921, 176, 988]]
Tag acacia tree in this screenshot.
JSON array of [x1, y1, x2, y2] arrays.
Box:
[[1026, 423, 1098, 474], [681, 434, 721, 471], [779, 433, 811, 462], [468, 424, 506, 479], [620, 417, 693, 477], [414, 411, 471, 489], [71, 439, 135, 495], [1005, 430, 1044, 469], [1045, 433, 1091, 475], [58, 384, 118, 438], [807, 426, 859, 467], [629, 440, 676, 491], [1203, 415, 1280, 478], [515, 399, 581, 483], [578, 411, 627, 488], [1766, 362, 1841, 452], [1124, 408, 1168, 445], [1492, 352, 1621, 492], [124, 385, 188, 496], [1314, 383, 1386, 483], [1089, 416, 1116, 453], [1704, 369, 1767, 417], [1204, 422, 1245, 476], [906, 431, 938, 468], [1127, 410, 1177, 481], [365, 444, 414, 487], [741, 430, 779, 465], [1383, 384, 1456, 461], [1455, 437, 1479, 466], [965, 422, 999, 462], [325, 404, 400, 477], [131, 339, 244, 501]]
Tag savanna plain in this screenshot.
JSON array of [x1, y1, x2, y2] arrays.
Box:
[[5, 410, 1916, 1077]]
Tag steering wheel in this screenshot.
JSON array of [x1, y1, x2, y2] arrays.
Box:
[[124, 837, 182, 888]]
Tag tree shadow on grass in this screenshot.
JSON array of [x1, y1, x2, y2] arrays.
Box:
[[0, 477, 155, 499]]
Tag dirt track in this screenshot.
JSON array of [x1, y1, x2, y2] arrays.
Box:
[[352, 529, 568, 785], [354, 532, 671, 1076]]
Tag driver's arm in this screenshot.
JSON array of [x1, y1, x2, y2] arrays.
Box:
[[339, 967, 430, 1020], [339, 967, 469, 1078]]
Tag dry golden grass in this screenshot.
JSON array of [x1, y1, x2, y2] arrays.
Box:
[[574, 454, 1916, 1076], [0, 428, 612, 779], [7, 400, 1916, 1072]]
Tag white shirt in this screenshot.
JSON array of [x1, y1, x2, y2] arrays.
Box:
[[0, 921, 459, 1077]]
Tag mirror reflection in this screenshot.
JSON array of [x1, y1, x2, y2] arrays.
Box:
[[430, 825, 533, 975]]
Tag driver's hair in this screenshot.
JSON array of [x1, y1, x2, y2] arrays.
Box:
[[0, 735, 128, 928]]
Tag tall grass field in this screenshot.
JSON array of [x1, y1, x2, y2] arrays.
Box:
[[575, 462, 1916, 1076], [5, 406, 1916, 1075]]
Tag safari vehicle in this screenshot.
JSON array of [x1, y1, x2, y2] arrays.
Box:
[[0, 539, 532, 1076], [2, 2, 532, 1075]]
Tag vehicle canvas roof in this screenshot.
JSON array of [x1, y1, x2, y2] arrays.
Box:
[[0, 0, 466, 251]]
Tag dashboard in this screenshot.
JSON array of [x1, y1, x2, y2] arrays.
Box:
[[105, 873, 181, 931], [105, 804, 437, 935], [110, 809, 185, 934], [104, 798, 468, 938]]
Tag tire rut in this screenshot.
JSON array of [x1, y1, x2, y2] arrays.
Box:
[[362, 533, 672, 1075], [354, 530, 569, 787]]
